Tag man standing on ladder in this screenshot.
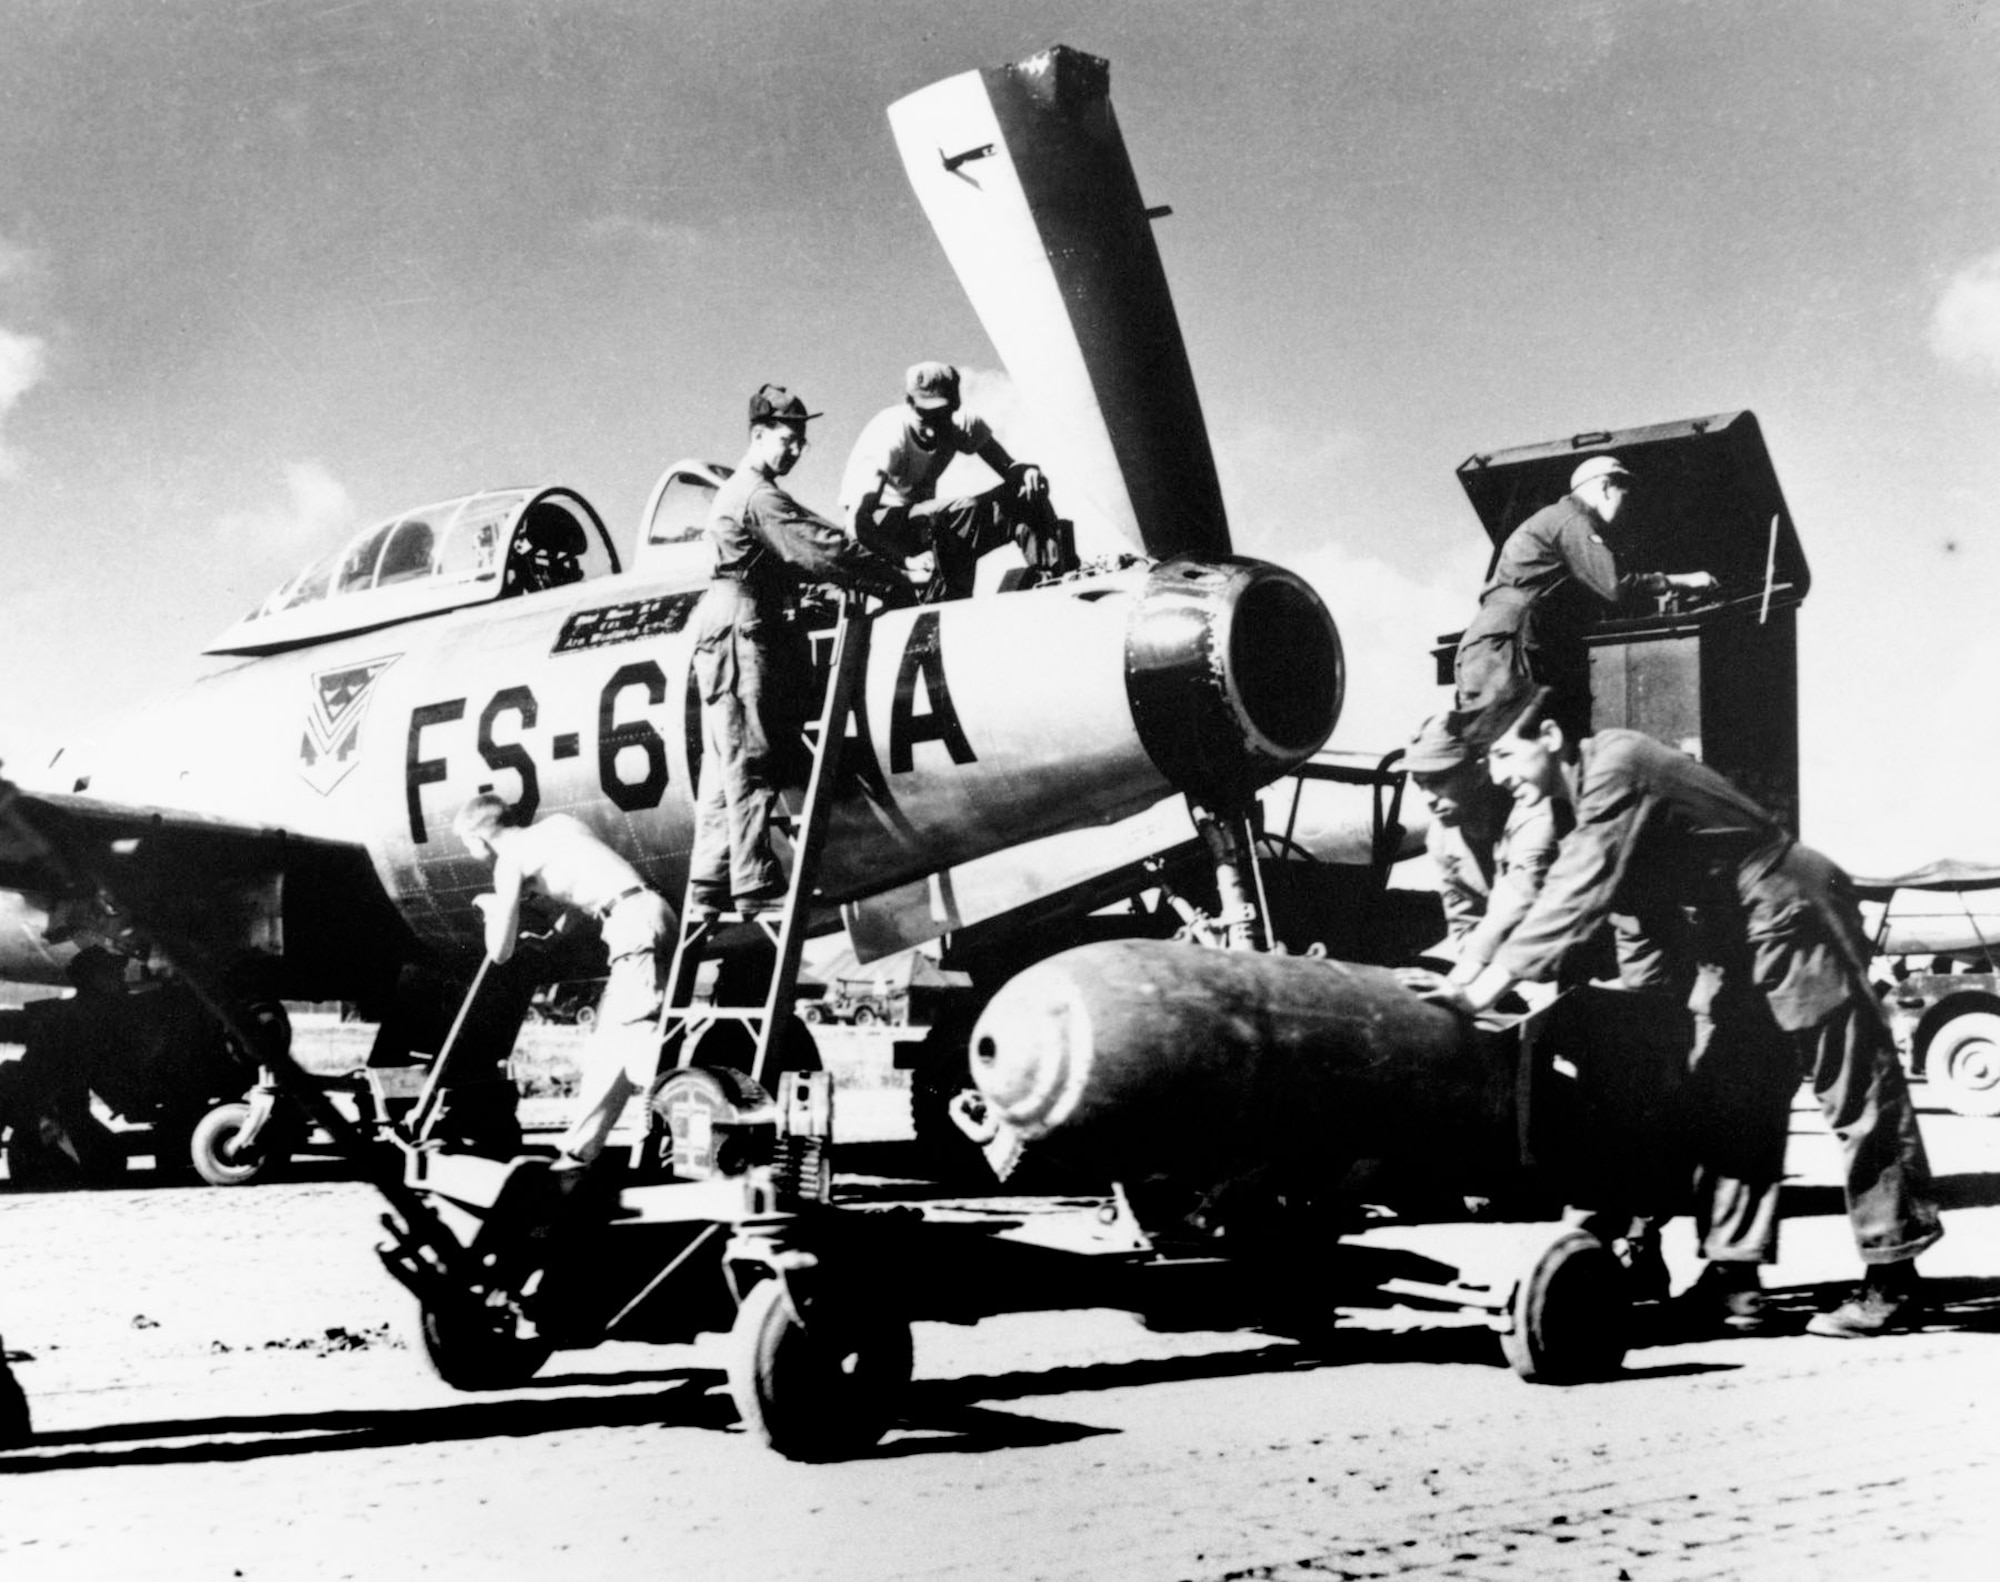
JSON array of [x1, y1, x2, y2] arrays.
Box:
[[453, 794, 670, 1170], [688, 384, 914, 919]]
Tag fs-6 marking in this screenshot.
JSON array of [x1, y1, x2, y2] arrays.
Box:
[[403, 608, 977, 844]]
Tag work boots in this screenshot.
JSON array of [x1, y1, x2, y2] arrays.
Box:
[[1672, 1261, 1772, 1334], [1806, 1260, 1925, 1339]]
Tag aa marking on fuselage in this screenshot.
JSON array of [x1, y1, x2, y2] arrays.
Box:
[[402, 618, 977, 843], [299, 655, 399, 796]]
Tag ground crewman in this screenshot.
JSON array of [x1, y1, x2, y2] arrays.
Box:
[[1453, 455, 1715, 738], [1427, 684, 1944, 1337], [687, 384, 914, 919], [454, 794, 670, 1170], [838, 361, 1076, 602]]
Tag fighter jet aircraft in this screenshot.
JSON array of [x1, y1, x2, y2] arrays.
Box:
[[0, 45, 1355, 1183]]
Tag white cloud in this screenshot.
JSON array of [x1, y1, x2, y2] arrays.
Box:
[[0, 324, 48, 479], [1930, 251, 2000, 382], [215, 461, 358, 554]]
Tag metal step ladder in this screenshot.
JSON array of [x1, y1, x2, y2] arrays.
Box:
[[656, 591, 869, 1093]]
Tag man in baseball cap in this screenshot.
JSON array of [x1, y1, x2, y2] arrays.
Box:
[[1398, 707, 1566, 993], [838, 360, 1077, 601], [1450, 453, 1717, 740], [747, 383, 821, 427], [685, 385, 914, 919]]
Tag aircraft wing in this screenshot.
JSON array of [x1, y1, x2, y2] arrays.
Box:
[[0, 778, 399, 990], [1851, 860, 2000, 900]]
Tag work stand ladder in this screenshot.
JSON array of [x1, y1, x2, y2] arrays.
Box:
[[656, 593, 868, 1091]]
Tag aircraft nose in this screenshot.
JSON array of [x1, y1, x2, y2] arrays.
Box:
[[1125, 558, 1343, 808]]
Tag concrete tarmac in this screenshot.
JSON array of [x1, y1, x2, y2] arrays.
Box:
[[1, 1052, 1997, 1582]]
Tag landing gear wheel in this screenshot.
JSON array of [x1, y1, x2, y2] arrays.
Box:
[[1502, 1227, 1630, 1384], [728, 1275, 912, 1462], [1925, 1011, 2000, 1117], [417, 1296, 553, 1391], [189, 1102, 291, 1187]]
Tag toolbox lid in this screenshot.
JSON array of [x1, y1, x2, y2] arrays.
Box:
[[1455, 410, 1809, 604]]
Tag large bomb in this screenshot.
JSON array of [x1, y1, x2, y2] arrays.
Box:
[[968, 940, 1529, 1188]]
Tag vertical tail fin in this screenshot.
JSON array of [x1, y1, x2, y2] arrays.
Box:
[[890, 46, 1230, 562]]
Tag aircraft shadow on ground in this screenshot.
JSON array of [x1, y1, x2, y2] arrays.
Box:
[[0, 1371, 734, 1475]]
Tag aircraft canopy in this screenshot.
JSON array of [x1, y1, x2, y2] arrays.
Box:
[[206, 486, 618, 656]]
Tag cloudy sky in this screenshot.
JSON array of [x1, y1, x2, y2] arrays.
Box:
[[1, 0, 1996, 870]]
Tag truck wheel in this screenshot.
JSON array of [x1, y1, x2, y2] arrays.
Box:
[[1501, 1227, 1629, 1384], [417, 1296, 553, 1391], [1925, 1012, 2000, 1117], [851, 1004, 879, 1027], [727, 1275, 911, 1462], [190, 1102, 289, 1187]]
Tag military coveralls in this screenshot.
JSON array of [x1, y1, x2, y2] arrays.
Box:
[[1492, 730, 1943, 1267], [687, 462, 907, 912], [1454, 495, 1671, 738], [1429, 790, 1567, 974]]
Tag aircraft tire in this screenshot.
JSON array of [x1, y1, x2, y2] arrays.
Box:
[[189, 1102, 289, 1188], [727, 1274, 910, 1463], [1924, 1011, 2000, 1118], [1501, 1226, 1630, 1385], [416, 1297, 554, 1392]]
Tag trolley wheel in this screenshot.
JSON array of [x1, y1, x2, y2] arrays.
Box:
[[1925, 1011, 2000, 1118], [1501, 1227, 1630, 1385], [416, 1296, 553, 1392], [727, 1275, 912, 1462], [189, 1101, 289, 1187]]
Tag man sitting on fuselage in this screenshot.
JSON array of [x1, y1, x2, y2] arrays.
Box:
[[839, 361, 1076, 602]]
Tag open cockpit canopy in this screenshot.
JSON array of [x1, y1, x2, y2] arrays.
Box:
[[630, 459, 731, 577], [206, 486, 618, 656]]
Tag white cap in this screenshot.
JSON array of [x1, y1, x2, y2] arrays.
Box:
[[1570, 454, 1632, 491]]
